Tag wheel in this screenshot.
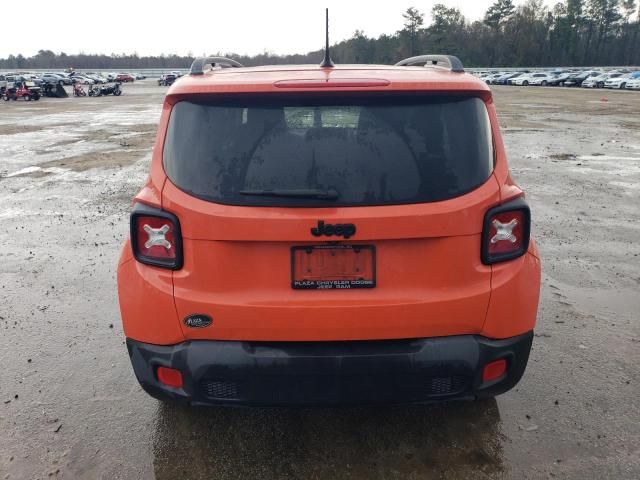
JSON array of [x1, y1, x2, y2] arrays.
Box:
[[523, 81, 529, 86], [2, 95, 9, 101], [114, 89, 122, 96], [541, 80, 548, 86], [33, 94, 40, 101], [24, 95, 31, 101], [620, 83, 626, 89]]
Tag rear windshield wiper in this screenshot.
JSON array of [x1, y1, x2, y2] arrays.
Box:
[[239, 188, 339, 200]]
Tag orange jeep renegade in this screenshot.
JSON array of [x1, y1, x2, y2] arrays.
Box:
[[117, 53, 541, 406]]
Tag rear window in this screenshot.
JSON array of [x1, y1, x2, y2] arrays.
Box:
[[163, 95, 494, 207]]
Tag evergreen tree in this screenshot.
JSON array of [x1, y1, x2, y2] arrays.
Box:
[[400, 7, 425, 56], [484, 0, 517, 28]]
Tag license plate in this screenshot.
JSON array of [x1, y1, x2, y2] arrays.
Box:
[[291, 245, 376, 289]]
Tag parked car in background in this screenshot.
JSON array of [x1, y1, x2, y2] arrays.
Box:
[[604, 72, 640, 89], [527, 72, 556, 86], [40, 73, 70, 85], [480, 72, 503, 84], [547, 72, 572, 86], [135, 73, 147, 80], [20, 74, 44, 87], [0, 74, 10, 93], [158, 73, 177, 86], [170, 70, 184, 78], [116, 73, 135, 83], [494, 72, 524, 85], [565, 71, 602, 87], [582, 72, 621, 88], [626, 77, 640, 91], [512, 73, 547, 86], [70, 74, 95, 85], [508, 73, 533, 85], [85, 73, 107, 84]]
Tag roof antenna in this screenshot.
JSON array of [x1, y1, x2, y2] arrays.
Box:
[[320, 8, 334, 68]]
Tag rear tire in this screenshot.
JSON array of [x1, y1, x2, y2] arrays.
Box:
[[541, 80, 547, 86], [620, 83, 627, 89], [523, 81, 529, 86]]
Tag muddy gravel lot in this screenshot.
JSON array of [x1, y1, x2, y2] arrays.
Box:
[[1, 82, 639, 479]]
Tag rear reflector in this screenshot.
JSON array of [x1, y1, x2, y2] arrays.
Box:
[[135, 215, 176, 260], [488, 211, 525, 255], [483, 359, 507, 383], [157, 366, 183, 388]]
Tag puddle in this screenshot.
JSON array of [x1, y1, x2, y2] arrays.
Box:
[[578, 155, 640, 161], [609, 181, 640, 191], [508, 103, 559, 109], [0, 103, 159, 175], [6, 166, 44, 177]]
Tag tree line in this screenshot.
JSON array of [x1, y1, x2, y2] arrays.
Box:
[[1, 0, 639, 70]]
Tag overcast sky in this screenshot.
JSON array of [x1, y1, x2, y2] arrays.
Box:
[[1, 0, 557, 59]]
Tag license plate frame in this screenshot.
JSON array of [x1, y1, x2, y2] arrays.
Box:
[[291, 245, 376, 290]]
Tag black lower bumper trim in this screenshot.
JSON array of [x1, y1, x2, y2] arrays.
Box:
[[126, 332, 533, 406]]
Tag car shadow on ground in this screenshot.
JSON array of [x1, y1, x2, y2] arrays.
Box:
[[152, 399, 505, 479]]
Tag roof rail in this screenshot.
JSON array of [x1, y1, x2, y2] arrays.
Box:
[[395, 55, 465, 73], [190, 56, 244, 75]]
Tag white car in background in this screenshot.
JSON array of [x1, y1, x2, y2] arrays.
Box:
[[604, 72, 640, 89], [480, 72, 506, 84], [527, 72, 556, 86], [507, 72, 529, 85], [70, 74, 95, 85], [626, 77, 640, 90], [582, 72, 621, 88], [512, 72, 553, 86]]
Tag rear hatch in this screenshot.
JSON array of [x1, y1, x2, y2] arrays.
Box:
[[162, 93, 500, 341]]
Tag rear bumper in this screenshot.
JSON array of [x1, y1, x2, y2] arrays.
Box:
[[127, 331, 533, 406]]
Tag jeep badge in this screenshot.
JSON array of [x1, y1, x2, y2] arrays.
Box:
[[311, 220, 356, 239]]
